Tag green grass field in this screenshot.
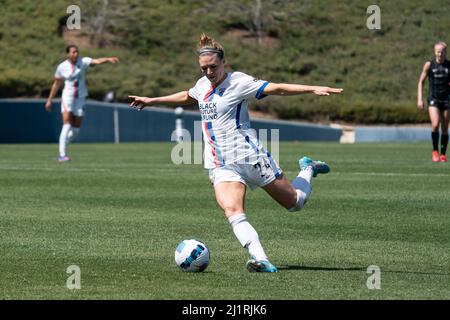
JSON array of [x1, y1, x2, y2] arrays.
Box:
[[0, 142, 449, 300]]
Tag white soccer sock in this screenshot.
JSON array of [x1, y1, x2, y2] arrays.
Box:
[[67, 127, 80, 143], [289, 166, 313, 212], [297, 166, 313, 184], [59, 123, 71, 157], [228, 213, 268, 261]]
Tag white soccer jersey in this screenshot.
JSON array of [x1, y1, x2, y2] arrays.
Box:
[[188, 71, 270, 169], [54, 57, 92, 100]]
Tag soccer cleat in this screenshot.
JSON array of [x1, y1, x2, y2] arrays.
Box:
[[299, 156, 330, 177], [246, 259, 278, 273], [440, 154, 447, 162], [58, 156, 71, 163], [432, 151, 440, 162]]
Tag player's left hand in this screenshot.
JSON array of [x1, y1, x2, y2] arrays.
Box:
[[313, 87, 344, 96], [109, 57, 120, 64]]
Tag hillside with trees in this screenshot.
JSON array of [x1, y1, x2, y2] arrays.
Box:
[[1, 0, 449, 124]]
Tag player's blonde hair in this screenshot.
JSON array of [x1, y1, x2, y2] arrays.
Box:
[[435, 41, 447, 49], [197, 33, 225, 60]]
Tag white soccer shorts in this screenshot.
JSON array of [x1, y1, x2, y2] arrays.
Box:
[[209, 154, 282, 189], [60, 97, 86, 117]]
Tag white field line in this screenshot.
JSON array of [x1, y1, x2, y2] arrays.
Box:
[[0, 166, 200, 173], [283, 171, 450, 177], [0, 166, 107, 172], [1, 166, 449, 177]]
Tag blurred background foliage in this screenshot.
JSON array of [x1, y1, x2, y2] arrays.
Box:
[[1, 0, 449, 124]]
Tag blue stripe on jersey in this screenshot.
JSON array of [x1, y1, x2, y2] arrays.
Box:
[[235, 100, 244, 129], [265, 150, 281, 178], [255, 81, 269, 100], [244, 135, 259, 153]]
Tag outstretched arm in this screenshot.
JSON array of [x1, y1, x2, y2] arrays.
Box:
[[263, 83, 343, 96], [417, 61, 430, 109], [91, 57, 119, 65], [129, 91, 197, 111], [45, 78, 62, 112]]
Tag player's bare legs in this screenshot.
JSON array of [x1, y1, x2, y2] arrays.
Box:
[[62, 110, 73, 125], [214, 181, 277, 272], [72, 116, 83, 128], [263, 171, 313, 213], [68, 115, 83, 142], [262, 175, 297, 209], [264, 156, 329, 212], [214, 181, 246, 218]]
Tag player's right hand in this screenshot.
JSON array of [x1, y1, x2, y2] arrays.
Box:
[[45, 100, 52, 112], [128, 95, 150, 111], [417, 100, 425, 110]]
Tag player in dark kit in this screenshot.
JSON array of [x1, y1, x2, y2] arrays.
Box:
[[417, 41, 450, 162]]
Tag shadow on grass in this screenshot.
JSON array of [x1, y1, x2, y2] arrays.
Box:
[[277, 265, 450, 276], [277, 265, 365, 272]]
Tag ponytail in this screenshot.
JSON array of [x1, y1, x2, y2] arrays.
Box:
[[197, 33, 224, 60]]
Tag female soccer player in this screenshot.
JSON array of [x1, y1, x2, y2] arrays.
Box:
[[129, 34, 343, 272], [417, 41, 450, 162], [45, 45, 119, 162]]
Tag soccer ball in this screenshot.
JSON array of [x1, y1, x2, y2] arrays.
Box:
[[175, 239, 210, 272]]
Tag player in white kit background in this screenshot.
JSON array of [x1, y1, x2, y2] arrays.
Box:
[[129, 34, 343, 272], [45, 45, 119, 162]]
